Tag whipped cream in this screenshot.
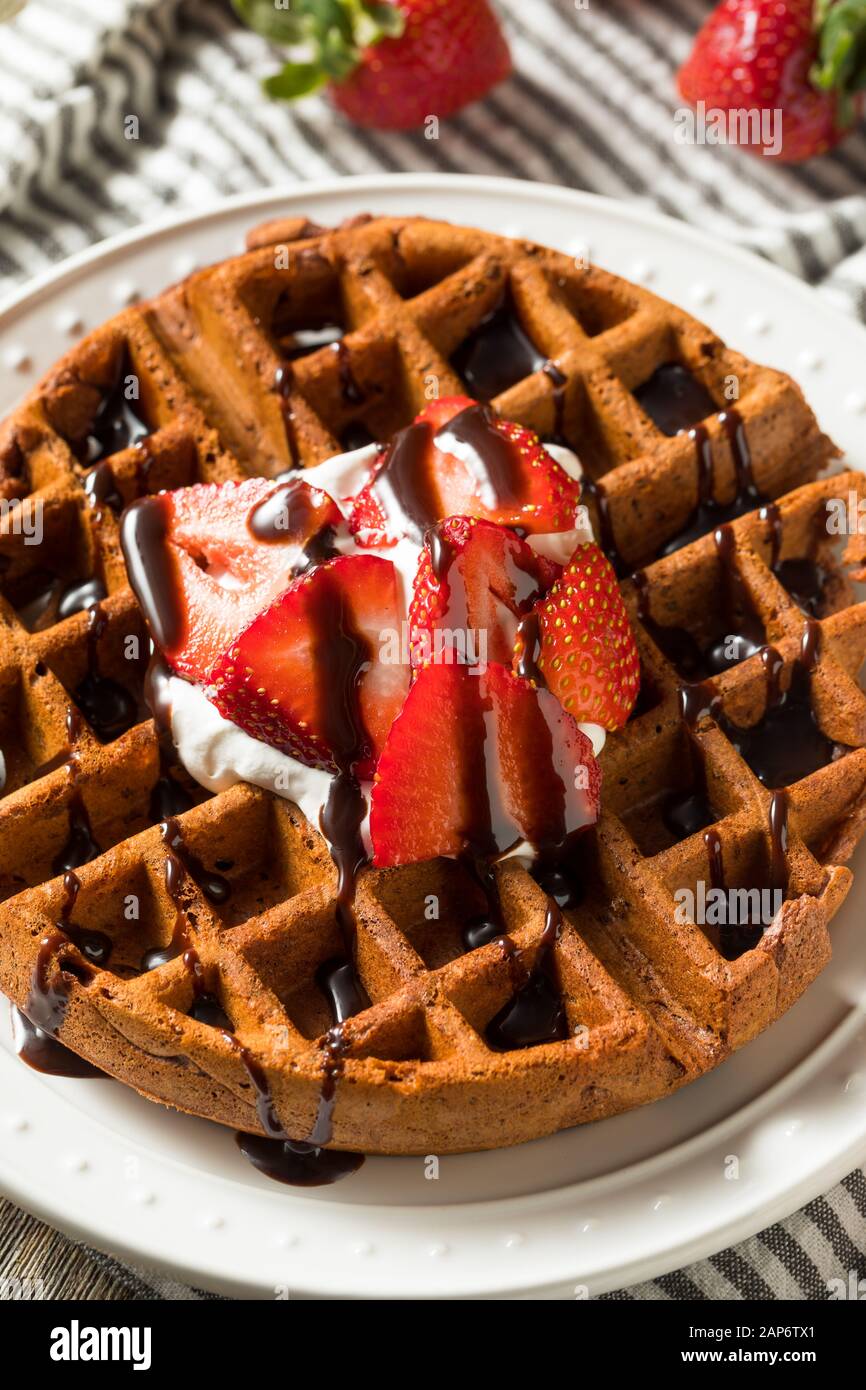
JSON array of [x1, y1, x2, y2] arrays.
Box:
[[165, 440, 606, 841], [298, 441, 380, 501]]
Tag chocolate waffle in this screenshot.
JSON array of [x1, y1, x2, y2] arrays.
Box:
[[0, 214, 862, 1162]]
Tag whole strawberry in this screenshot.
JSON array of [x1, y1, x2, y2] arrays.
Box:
[[678, 0, 866, 162], [234, 0, 512, 132]]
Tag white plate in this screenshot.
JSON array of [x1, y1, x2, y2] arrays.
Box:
[[1, 175, 866, 1301]]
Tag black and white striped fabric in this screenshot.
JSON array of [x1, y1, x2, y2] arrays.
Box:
[[0, 0, 864, 1301]]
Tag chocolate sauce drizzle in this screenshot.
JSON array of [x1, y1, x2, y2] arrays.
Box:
[[232, 566, 374, 1184], [452, 295, 546, 400], [317, 957, 370, 1024], [82, 355, 150, 464], [542, 360, 567, 439], [274, 364, 300, 467], [460, 852, 509, 951], [700, 787, 790, 961], [331, 340, 365, 405], [701, 824, 765, 959], [20, 574, 108, 633], [716, 621, 847, 788], [635, 363, 716, 438], [74, 601, 138, 743], [662, 723, 717, 844], [485, 899, 568, 1050], [84, 460, 124, 519], [370, 420, 437, 544], [246, 478, 339, 575], [761, 502, 827, 617], [514, 609, 544, 686], [660, 408, 768, 558], [436, 404, 532, 515], [141, 819, 229, 1021], [53, 706, 101, 874], [368, 402, 536, 549], [120, 496, 184, 653], [22, 868, 109, 1048], [633, 523, 764, 681], [581, 475, 625, 576]]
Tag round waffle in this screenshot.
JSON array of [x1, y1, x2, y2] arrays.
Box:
[[0, 214, 863, 1157]]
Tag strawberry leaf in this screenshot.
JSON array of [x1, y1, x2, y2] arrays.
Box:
[[320, 29, 363, 80], [361, 2, 406, 39], [233, 0, 404, 100], [811, 0, 866, 126], [231, 0, 306, 43], [263, 62, 328, 98]]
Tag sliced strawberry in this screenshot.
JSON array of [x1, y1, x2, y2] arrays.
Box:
[[121, 478, 341, 683], [526, 542, 640, 731], [370, 661, 601, 868], [348, 395, 582, 546], [414, 394, 477, 431], [210, 554, 408, 778], [409, 515, 560, 670]]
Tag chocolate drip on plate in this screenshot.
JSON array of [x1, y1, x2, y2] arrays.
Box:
[[12, 1006, 106, 1078], [228, 1029, 364, 1188]]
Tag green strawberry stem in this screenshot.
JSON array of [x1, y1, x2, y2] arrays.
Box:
[[232, 0, 405, 99], [811, 0, 866, 127]]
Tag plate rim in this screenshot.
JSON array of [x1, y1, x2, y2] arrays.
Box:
[[1, 172, 866, 1300]]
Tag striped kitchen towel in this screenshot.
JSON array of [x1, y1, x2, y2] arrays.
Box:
[[0, 0, 865, 314], [0, 0, 864, 1302]]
